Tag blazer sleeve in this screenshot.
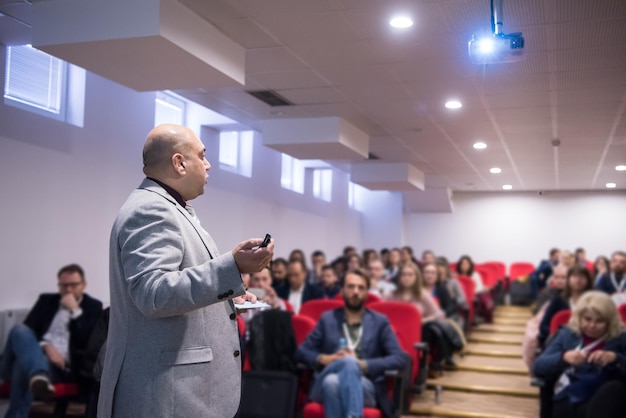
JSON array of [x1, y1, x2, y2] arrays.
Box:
[[362, 318, 407, 378], [295, 317, 327, 368], [533, 328, 574, 379], [24, 294, 55, 340], [117, 197, 244, 319]]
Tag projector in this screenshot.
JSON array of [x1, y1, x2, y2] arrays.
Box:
[[468, 32, 525, 64]]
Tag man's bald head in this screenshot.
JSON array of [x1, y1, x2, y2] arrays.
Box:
[[143, 124, 194, 177], [142, 124, 211, 202]]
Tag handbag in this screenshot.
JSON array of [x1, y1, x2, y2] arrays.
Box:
[[567, 366, 608, 404]]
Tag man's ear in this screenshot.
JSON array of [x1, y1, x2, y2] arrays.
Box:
[[172, 153, 185, 174]]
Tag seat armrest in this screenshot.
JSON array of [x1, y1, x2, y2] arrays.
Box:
[[530, 377, 545, 387]]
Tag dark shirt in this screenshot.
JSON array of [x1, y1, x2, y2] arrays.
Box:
[[148, 177, 186, 208]]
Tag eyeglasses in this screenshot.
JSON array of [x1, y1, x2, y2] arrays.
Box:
[[58, 282, 83, 289]]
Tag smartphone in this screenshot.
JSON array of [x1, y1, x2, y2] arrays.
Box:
[[259, 233, 271, 248], [247, 287, 267, 299]]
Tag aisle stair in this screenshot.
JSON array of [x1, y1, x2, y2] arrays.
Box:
[[407, 305, 538, 418]]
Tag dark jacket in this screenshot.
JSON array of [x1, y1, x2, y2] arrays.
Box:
[[595, 273, 624, 295], [538, 296, 570, 344], [24, 292, 103, 378], [533, 327, 626, 382], [276, 282, 325, 305], [531, 260, 554, 286], [295, 308, 407, 418]]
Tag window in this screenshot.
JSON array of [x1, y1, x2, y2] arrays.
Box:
[[154, 91, 186, 126], [312, 169, 333, 201], [281, 154, 305, 194], [4, 44, 84, 126], [348, 181, 366, 209], [219, 131, 253, 177]]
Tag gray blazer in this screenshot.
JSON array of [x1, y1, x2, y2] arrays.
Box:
[[98, 178, 245, 418]]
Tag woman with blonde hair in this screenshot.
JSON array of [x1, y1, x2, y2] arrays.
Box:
[[533, 291, 626, 418]]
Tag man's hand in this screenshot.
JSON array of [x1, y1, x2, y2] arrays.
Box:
[[233, 291, 258, 305], [318, 352, 345, 366], [261, 285, 280, 309], [563, 349, 588, 366], [43, 344, 66, 370], [232, 238, 274, 274], [59, 293, 79, 312]]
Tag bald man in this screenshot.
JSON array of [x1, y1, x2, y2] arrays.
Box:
[[98, 124, 274, 418]]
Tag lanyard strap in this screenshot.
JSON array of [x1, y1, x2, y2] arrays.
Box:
[[610, 273, 626, 293], [342, 322, 362, 352], [576, 336, 606, 352]]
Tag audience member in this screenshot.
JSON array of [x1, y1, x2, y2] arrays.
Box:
[[386, 262, 459, 375], [361, 249, 379, 269], [320, 265, 341, 299], [342, 246, 358, 259], [421, 250, 436, 266], [595, 251, 626, 295], [575, 247, 593, 271], [249, 268, 287, 311], [277, 260, 324, 314], [346, 254, 362, 271], [522, 265, 568, 372], [538, 266, 593, 346], [400, 246, 417, 265], [456, 254, 494, 323], [530, 248, 561, 297], [379, 248, 390, 269], [367, 259, 395, 298], [271, 258, 289, 293], [422, 263, 459, 321], [436, 257, 469, 318], [533, 291, 626, 418], [0, 264, 103, 418], [330, 257, 347, 283], [290, 249, 315, 285], [310, 250, 326, 285], [593, 255, 610, 285], [560, 250, 576, 269], [385, 248, 401, 282], [295, 269, 407, 418]]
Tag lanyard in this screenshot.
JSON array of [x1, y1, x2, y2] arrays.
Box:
[[342, 322, 363, 352], [575, 336, 606, 352], [610, 273, 626, 293]]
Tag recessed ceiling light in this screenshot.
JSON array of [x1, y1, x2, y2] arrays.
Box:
[[490, 167, 501, 174], [389, 16, 413, 28], [616, 165, 626, 171], [445, 100, 462, 109], [606, 182, 617, 189], [502, 184, 512, 190], [473, 142, 487, 150]]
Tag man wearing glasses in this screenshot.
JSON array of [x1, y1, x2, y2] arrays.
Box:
[[1, 264, 102, 418]]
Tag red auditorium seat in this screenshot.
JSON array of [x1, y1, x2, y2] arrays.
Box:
[[456, 275, 476, 334], [509, 262, 536, 281], [549, 309, 571, 335], [618, 303, 626, 324], [299, 299, 343, 322], [291, 314, 316, 345]]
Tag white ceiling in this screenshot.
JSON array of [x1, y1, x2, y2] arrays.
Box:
[[2, 0, 626, 193]]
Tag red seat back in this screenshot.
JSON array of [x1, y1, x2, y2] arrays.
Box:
[[475, 264, 498, 288], [482, 261, 506, 281], [456, 275, 476, 326], [509, 262, 536, 281], [291, 314, 316, 346], [619, 303, 626, 324], [299, 299, 343, 322], [368, 301, 422, 384], [549, 309, 571, 335]]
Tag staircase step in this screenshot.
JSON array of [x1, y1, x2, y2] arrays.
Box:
[[450, 355, 528, 376], [468, 333, 524, 345], [492, 317, 528, 326], [464, 342, 522, 358], [473, 324, 525, 335], [410, 390, 538, 417], [426, 370, 537, 398]]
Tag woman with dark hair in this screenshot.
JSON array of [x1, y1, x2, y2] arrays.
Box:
[[593, 256, 610, 286], [436, 257, 468, 323], [533, 291, 626, 418], [386, 262, 454, 376], [456, 254, 494, 324], [538, 265, 594, 346]]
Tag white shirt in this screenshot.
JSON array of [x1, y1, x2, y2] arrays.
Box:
[[288, 285, 305, 314], [41, 306, 83, 365]]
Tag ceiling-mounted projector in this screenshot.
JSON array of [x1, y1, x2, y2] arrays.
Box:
[[468, 0, 524, 64], [468, 32, 524, 64]]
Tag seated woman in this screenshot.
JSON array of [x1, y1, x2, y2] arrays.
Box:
[[533, 291, 626, 418], [423, 262, 459, 322], [436, 257, 469, 324], [456, 255, 494, 323], [537, 265, 593, 346], [385, 262, 458, 377]]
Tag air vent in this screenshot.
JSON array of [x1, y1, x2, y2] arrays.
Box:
[[247, 90, 293, 107]]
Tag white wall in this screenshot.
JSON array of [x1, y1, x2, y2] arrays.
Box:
[[404, 191, 626, 268], [0, 52, 361, 309]]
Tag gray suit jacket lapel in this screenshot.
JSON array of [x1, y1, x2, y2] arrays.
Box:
[[138, 178, 219, 259]]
